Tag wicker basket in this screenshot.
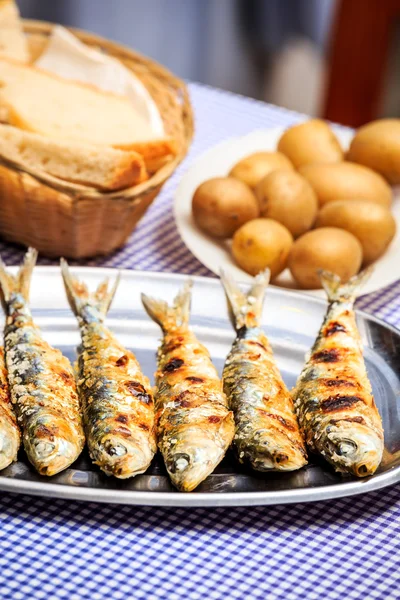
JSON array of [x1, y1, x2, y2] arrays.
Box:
[[0, 21, 194, 258]]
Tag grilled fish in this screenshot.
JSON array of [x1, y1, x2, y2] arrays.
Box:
[[221, 270, 307, 471], [142, 282, 235, 492], [0, 249, 84, 476], [293, 269, 384, 477], [61, 261, 156, 478], [0, 347, 20, 470]]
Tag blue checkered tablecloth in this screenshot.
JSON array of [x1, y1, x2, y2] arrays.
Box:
[[0, 83, 399, 600]]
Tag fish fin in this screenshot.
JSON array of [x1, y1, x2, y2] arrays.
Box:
[[60, 259, 120, 321], [141, 280, 192, 331], [319, 267, 373, 304], [220, 269, 270, 330], [0, 247, 37, 307]]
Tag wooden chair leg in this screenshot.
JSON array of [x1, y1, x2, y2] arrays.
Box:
[[323, 0, 395, 127]]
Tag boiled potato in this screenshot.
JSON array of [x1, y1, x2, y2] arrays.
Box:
[[232, 218, 293, 278], [229, 152, 293, 189], [256, 169, 318, 238], [192, 177, 259, 238], [298, 162, 392, 207], [348, 119, 400, 184], [315, 200, 396, 265], [288, 227, 362, 289], [277, 119, 343, 168]]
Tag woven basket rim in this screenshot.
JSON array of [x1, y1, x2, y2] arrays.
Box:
[[2, 19, 194, 200]]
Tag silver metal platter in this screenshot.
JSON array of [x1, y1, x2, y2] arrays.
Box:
[[0, 267, 399, 507]]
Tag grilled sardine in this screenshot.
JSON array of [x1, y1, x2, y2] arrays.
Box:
[[0, 347, 20, 470], [0, 249, 84, 476], [142, 281, 235, 492], [221, 270, 307, 471], [61, 261, 156, 478], [293, 269, 384, 477]]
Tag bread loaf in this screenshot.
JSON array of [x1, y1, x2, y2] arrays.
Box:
[[0, 123, 148, 190], [0, 57, 170, 149]]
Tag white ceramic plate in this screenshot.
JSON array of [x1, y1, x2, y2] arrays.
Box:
[[174, 127, 400, 296], [0, 267, 399, 507]]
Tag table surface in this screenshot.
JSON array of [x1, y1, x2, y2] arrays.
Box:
[[0, 83, 399, 600]]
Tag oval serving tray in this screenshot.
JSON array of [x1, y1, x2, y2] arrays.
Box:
[[0, 267, 399, 507]]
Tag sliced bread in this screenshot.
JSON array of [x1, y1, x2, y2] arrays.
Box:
[[0, 1, 29, 63], [118, 138, 179, 173], [0, 57, 175, 155], [0, 123, 148, 190]]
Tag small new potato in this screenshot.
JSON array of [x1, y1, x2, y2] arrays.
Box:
[[299, 162, 392, 208], [277, 119, 343, 168], [256, 169, 318, 238], [192, 177, 259, 238], [348, 119, 400, 184], [288, 227, 363, 289], [232, 218, 293, 278], [315, 200, 397, 265], [229, 152, 293, 189]]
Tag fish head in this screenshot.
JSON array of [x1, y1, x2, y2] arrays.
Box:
[[165, 417, 234, 492], [24, 417, 84, 476], [0, 419, 20, 470], [319, 420, 384, 477], [239, 428, 307, 472], [95, 432, 155, 478]]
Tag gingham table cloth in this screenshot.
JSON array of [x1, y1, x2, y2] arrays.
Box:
[[0, 83, 399, 600]]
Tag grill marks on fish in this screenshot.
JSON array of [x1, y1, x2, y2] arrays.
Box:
[[321, 395, 363, 413], [115, 355, 129, 367], [324, 322, 347, 336], [313, 349, 341, 363], [61, 261, 156, 479], [293, 269, 384, 478], [163, 358, 184, 373]]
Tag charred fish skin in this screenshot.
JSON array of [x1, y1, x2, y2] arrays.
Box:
[[0, 346, 20, 470], [0, 249, 84, 476], [61, 261, 156, 479], [142, 282, 235, 492], [221, 270, 307, 472], [293, 269, 384, 478]]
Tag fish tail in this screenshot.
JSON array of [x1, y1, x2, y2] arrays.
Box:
[[220, 269, 270, 330], [319, 267, 373, 305], [60, 258, 120, 321], [0, 247, 37, 307], [141, 280, 192, 331]]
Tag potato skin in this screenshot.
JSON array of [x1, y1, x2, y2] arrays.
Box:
[[256, 169, 318, 238], [315, 200, 397, 265], [232, 218, 293, 278], [348, 119, 400, 184], [277, 119, 343, 168], [299, 162, 392, 208], [192, 177, 259, 238], [229, 152, 293, 189], [288, 227, 363, 289]]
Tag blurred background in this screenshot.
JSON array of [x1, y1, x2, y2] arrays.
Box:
[[17, 0, 400, 126]]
